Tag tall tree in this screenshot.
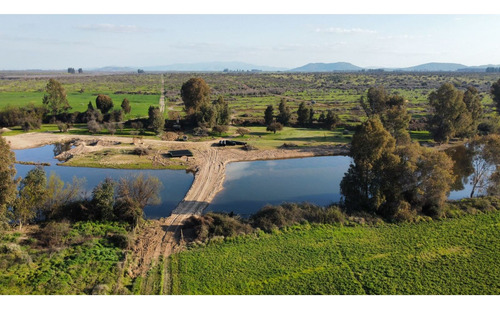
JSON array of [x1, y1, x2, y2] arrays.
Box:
[[181, 77, 211, 117], [42, 79, 70, 116], [264, 105, 274, 126], [121, 98, 131, 114], [14, 167, 48, 230], [428, 83, 474, 142], [490, 78, 500, 114], [277, 99, 291, 126], [324, 110, 340, 130], [297, 102, 310, 126], [148, 106, 165, 134], [116, 174, 161, 209], [463, 86, 483, 129], [341, 117, 454, 219], [96, 94, 114, 114], [0, 136, 18, 228], [467, 135, 500, 198], [213, 96, 230, 125]]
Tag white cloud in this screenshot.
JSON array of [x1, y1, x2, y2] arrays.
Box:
[[77, 24, 161, 33], [314, 27, 377, 34]]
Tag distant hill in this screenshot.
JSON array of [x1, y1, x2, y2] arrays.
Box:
[[289, 62, 362, 72], [143, 62, 288, 72], [396, 62, 468, 72]]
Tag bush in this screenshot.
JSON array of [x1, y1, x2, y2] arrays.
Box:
[[56, 121, 68, 133], [192, 127, 209, 137], [184, 213, 253, 242], [250, 203, 345, 232], [39, 221, 71, 248], [211, 125, 229, 135], [87, 120, 101, 134]]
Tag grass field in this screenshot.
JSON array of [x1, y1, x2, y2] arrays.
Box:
[[169, 211, 500, 295]]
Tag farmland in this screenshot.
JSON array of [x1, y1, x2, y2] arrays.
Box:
[[1, 71, 498, 125], [169, 210, 500, 295]]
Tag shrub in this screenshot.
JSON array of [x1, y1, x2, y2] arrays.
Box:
[[87, 120, 101, 134], [39, 221, 71, 248], [184, 213, 253, 242]]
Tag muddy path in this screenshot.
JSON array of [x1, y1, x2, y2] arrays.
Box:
[[130, 144, 349, 278]]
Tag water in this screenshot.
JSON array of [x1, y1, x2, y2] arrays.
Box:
[[206, 156, 352, 217], [14, 144, 194, 219], [13, 144, 481, 219]]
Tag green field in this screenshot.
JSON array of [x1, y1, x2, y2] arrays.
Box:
[[170, 211, 500, 294], [0, 91, 160, 120]]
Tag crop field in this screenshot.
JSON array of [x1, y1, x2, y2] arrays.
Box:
[[2, 71, 499, 124], [169, 211, 500, 295]]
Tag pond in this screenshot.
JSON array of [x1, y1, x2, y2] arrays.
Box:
[[14, 144, 194, 219], [13, 144, 480, 219], [207, 148, 480, 217], [206, 156, 352, 217]]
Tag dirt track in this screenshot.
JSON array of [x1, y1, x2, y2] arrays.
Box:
[[6, 132, 349, 277]]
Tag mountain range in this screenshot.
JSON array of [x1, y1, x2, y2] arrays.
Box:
[[89, 61, 500, 73]]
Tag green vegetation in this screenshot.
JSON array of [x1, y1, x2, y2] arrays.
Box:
[[170, 210, 500, 295], [0, 221, 130, 295]]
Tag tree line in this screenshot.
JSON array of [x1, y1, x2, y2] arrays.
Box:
[[0, 136, 162, 230]]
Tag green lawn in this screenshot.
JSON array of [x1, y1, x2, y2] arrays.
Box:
[[170, 211, 500, 294]]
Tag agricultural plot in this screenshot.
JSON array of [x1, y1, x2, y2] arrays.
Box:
[[170, 211, 500, 295]]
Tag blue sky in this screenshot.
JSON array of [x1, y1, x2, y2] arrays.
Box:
[[1, 14, 500, 70]]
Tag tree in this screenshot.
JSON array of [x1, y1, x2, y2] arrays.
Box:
[[380, 105, 411, 145], [266, 121, 283, 134], [67, 67, 75, 74], [309, 108, 314, 125], [96, 94, 114, 114], [324, 110, 340, 130], [0, 136, 18, 228], [78, 68, 83, 74], [121, 98, 131, 114], [490, 78, 500, 114], [340, 117, 454, 219], [116, 174, 162, 209], [43, 174, 84, 220], [277, 99, 291, 126], [148, 106, 165, 134], [467, 135, 500, 197], [92, 178, 116, 221], [463, 86, 483, 122], [297, 102, 310, 126], [14, 167, 48, 230], [87, 101, 94, 111], [42, 79, 70, 116], [236, 127, 250, 137], [181, 77, 211, 117], [194, 104, 216, 128], [264, 105, 274, 126], [213, 96, 230, 125], [428, 83, 474, 142]]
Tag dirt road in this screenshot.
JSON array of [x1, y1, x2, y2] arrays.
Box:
[[5, 132, 349, 277]]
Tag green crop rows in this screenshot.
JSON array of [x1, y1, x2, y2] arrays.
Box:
[[170, 211, 500, 294]]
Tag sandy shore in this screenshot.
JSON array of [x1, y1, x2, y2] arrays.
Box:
[[6, 132, 349, 276]]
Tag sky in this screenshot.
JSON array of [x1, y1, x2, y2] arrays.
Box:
[[1, 14, 500, 70]]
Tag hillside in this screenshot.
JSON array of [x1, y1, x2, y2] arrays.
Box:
[[170, 211, 500, 294], [289, 62, 363, 72], [397, 62, 468, 72]]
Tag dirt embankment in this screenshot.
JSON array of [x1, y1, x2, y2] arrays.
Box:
[[130, 143, 349, 277], [6, 132, 349, 277]]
